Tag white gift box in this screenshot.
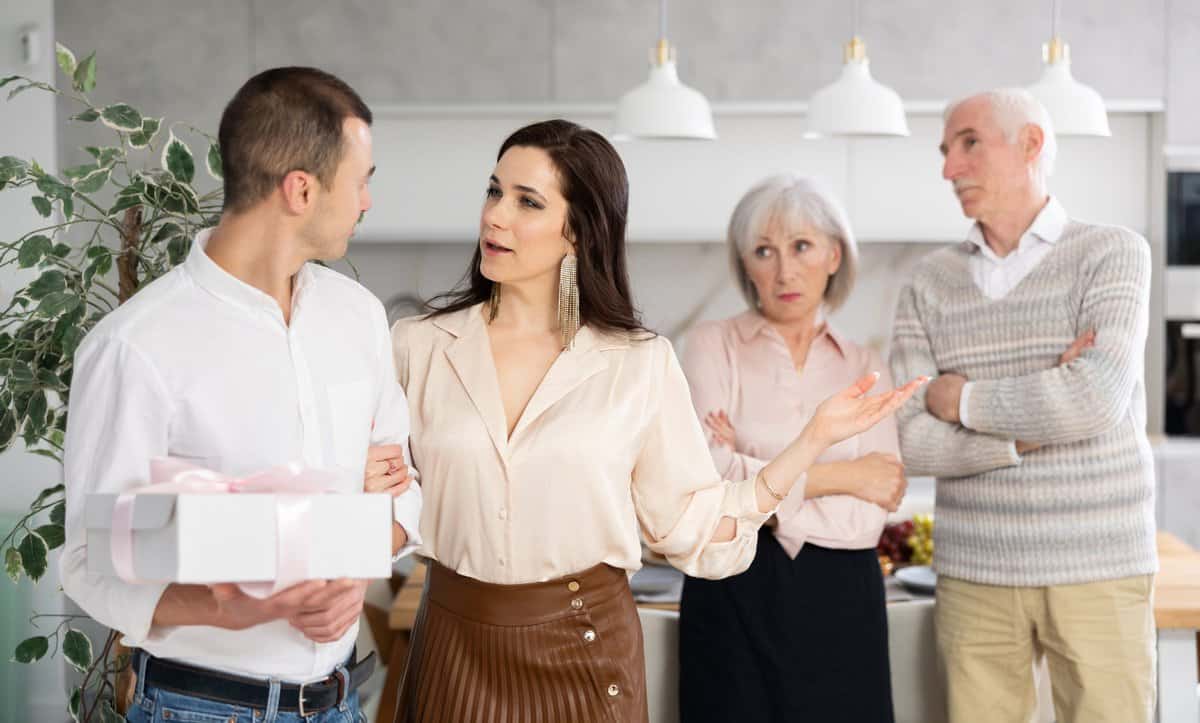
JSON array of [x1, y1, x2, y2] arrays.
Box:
[[86, 492, 393, 584]]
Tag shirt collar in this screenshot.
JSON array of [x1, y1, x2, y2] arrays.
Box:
[[965, 196, 1068, 257], [732, 310, 848, 359], [184, 228, 316, 317]]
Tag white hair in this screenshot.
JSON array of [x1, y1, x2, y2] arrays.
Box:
[[943, 88, 1058, 180], [727, 173, 859, 312]]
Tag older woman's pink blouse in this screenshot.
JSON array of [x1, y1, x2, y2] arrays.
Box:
[[682, 312, 899, 557]]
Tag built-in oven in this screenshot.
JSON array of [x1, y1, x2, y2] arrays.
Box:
[[1165, 173, 1200, 434], [1165, 321, 1200, 435]]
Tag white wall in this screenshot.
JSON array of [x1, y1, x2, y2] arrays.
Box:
[[0, 1, 67, 720]]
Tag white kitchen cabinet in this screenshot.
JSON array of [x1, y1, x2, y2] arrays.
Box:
[[357, 104, 1157, 244]]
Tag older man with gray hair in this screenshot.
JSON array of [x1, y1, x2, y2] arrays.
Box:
[[889, 88, 1156, 723]]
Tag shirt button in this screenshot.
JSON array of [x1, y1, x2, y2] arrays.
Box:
[[498, 509, 507, 520], [498, 557, 505, 566], [570, 598, 583, 610], [607, 684, 620, 697], [583, 629, 596, 643], [567, 580, 580, 592]]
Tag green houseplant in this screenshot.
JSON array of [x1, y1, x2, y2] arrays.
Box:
[[1, 43, 222, 721]]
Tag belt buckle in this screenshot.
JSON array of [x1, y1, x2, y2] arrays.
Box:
[[297, 680, 312, 718], [298, 672, 344, 717]]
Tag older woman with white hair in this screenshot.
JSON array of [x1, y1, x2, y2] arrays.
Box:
[[678, 174, 906, 723]]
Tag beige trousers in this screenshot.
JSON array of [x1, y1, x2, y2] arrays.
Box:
[[935, 574, 1156, 723]]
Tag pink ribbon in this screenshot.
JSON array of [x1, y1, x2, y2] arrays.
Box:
[[110, 458, 341, 598]]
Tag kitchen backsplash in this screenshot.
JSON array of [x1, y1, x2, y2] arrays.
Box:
[[336, 241, 943, 367]]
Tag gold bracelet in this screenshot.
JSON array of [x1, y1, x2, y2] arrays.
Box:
[[758, 472, 786, 501]]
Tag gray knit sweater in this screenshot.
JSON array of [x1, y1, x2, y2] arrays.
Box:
[[890, 220, 1157, 586]]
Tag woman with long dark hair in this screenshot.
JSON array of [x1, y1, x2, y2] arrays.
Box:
[[382, 119, 924, 723]]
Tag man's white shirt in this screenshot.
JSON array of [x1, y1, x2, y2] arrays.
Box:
[[60, 230, 421, 681]]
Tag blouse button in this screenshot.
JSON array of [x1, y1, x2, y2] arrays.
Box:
[[570, 598, 583, 610], [583, 629, 596, 643], [567, 580, 580, 592], [607, 684, 620, 697], [498, 508, 507, 520]]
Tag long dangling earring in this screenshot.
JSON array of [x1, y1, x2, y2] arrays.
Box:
[[487, 282, 501, 323], [557, 252, 579, 350]]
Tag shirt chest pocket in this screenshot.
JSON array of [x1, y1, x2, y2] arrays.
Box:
[[325, 378, 375, 472]]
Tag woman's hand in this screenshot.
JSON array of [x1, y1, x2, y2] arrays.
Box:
[[807, 372, 927, 449], [364, 444, 418, 496], [703, 410, 737, 449], [843, 452, 908, 512]]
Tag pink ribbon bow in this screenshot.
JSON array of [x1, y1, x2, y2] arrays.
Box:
[[111, 457, 342, 598]]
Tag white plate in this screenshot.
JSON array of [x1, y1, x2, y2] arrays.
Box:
[[894, 565, 937, 594]]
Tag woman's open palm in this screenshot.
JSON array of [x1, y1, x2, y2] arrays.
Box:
[[810, 372, 927, 447]]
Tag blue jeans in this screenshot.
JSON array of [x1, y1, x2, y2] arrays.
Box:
[[124, 652, 366, 723]]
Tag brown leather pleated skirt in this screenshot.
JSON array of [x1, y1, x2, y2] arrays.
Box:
[[394, 561, 648, 723]]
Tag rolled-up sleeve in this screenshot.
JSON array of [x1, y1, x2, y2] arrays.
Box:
[[60, 336, 171, 645], [631, 337, 773, 580], [372, 308, 421, 558]]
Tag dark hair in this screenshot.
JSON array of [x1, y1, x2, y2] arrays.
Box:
[[427, 119, 651, 339], [218, 67, 372, 212]]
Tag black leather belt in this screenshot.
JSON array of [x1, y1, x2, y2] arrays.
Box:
[[135, 648, 376, 716]]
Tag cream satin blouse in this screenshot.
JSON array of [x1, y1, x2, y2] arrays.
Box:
[[393, 303, 776, 584]]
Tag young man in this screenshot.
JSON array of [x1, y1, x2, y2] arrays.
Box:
[[60, 67, 421, 723]]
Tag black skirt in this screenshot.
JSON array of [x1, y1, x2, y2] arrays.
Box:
[[679, 527, 895, 723]]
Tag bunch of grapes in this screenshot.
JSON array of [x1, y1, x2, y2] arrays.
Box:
[[876, 519, 915, 566], [907, 513, 934, 565]]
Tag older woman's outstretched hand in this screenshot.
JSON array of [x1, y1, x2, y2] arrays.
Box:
[[808, 372, 927, 448]]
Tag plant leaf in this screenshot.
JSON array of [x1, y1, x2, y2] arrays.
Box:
[[99, 103, 142, 132], [4, 547, 21, 583], [32, 484, 64, 507], [0, 75, 24, 89], [50, 501, 65, 526], [35, 292, 80, 319], [13, 636, 48, 663], [25, 390, 46, 426], [70, 108, 100, 122], [33, 524, 64, 550], [107, 194, 141, 216], [28, 269, 66, 299], [74, 166, 110, 194], [68, 687, 81, 722], [17, 236, 52, 268], [167, 235, 191, 265], [72, 52, 96, 94], [16, 532, 47, 582], [62, 629, 92, 673], [206, 143, 222, 180], [0, 155, 28, 183], [162, 131, 195, 183], [100, 700, 124, 723], [54, 43, 77, 78], [31, 196, 51, 217], [62, 163, 98, 180], [0, 411, 15, 455], [35, 174, 72, 200], [84, 146, 121, 166], [7, 81, 55, 100], [128, 117, 162, 149]]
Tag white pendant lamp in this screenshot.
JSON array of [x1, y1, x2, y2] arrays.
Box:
[[612, 0, 716, 141], [1025, 0, 1110, 136], [806, 0, 908, 138]]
